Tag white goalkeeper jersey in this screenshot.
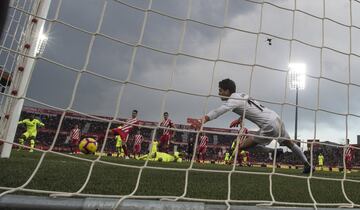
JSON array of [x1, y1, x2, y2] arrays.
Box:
[[207, 92, 279, 129]]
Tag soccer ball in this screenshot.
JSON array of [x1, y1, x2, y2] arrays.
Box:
[[79, 138, 97, 154]]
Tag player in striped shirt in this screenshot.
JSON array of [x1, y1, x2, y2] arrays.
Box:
[[133, 129, 144, 158], [190, 78, 313, 173], [159, 112, 174, 153], [69, 124, 81, 154], [197, 133, 209, 163], [112, 110, 140, 158], [345, 140, 355, 173], [18, 114, 45, 152]]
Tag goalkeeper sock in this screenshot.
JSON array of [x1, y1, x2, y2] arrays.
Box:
[[18, 139, 24, 150], [288, 143, 310, 166], [30, 140, 35, 152]]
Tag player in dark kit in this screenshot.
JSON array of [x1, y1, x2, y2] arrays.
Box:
[[187, 136, 195, 161]]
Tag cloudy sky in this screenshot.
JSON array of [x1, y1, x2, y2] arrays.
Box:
[[2, 0, 360, 145]]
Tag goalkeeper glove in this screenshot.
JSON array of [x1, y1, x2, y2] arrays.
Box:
[[189, 118, 202, 130], [230, 119, 241, 128]]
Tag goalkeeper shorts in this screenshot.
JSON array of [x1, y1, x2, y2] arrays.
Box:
[[22, 131, 37, 139], [253, 118, 289, 145]]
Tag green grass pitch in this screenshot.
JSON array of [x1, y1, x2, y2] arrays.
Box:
[[1, 151, 360, 206]]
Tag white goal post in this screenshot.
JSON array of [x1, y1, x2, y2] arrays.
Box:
[[0, 0, 51, 158]]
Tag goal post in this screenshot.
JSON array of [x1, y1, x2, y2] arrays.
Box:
[[0, 0, 51, 158]]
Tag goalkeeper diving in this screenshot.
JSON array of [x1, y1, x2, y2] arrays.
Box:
[[189, 78, 313, 173]]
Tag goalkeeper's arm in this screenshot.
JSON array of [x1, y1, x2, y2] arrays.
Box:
[[39, 121, 45, 127], [192, 99, 238, 129]]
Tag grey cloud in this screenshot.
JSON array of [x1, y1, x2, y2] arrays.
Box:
[[88, 36, 132, 81], [44, 23, 92, 69], [151, 0, 188, 19], [27, 60, 78, 109], [57, 0, 104, 33]]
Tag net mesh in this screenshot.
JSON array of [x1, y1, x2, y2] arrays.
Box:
[[1, 0, 360, 209]]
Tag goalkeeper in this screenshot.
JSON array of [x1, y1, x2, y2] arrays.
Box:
[[18, 114, 45, 152], [190, 78, 313, 173], [138, 140, 182, 162], [137, 139, 158, 160], [138, 152, 182, 162]]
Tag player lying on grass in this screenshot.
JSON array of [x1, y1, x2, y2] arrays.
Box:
[[138, 151, 182, 162], [137, 139, 182, 162], [190, 78, 313, 174]]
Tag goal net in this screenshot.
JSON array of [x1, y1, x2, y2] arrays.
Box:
[[1, 0, 360, 209]]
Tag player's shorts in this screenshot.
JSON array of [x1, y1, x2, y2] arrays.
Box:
[[198, 146, 207, 154], [119, 131, 129, 143], [113, 128, 129, 143], [253, 118, 289, 146], [159, 134, 171, 144], [71, 138, 80, 146], [345, 157, 352, 168], [134, 144, 141, 153], [22, 131, 37, 139], [345, 156, 352, 162]]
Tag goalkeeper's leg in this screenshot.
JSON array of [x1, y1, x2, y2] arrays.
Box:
[[18, 137, 25, 151], [281, 140, 312, 172], [19, 132, 30, 151], [29, 138, 35, 152]]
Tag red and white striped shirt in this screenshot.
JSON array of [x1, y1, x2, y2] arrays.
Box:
[[70, 128, 81, 140], [160, 118, 174, 135], [345, 146, 354, 159], [121, 118, 140, 134], [199, 135, 209, 147], [134, 134, 143, 145]]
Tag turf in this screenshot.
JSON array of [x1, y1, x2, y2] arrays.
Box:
[[1, 151, 360, 206]]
